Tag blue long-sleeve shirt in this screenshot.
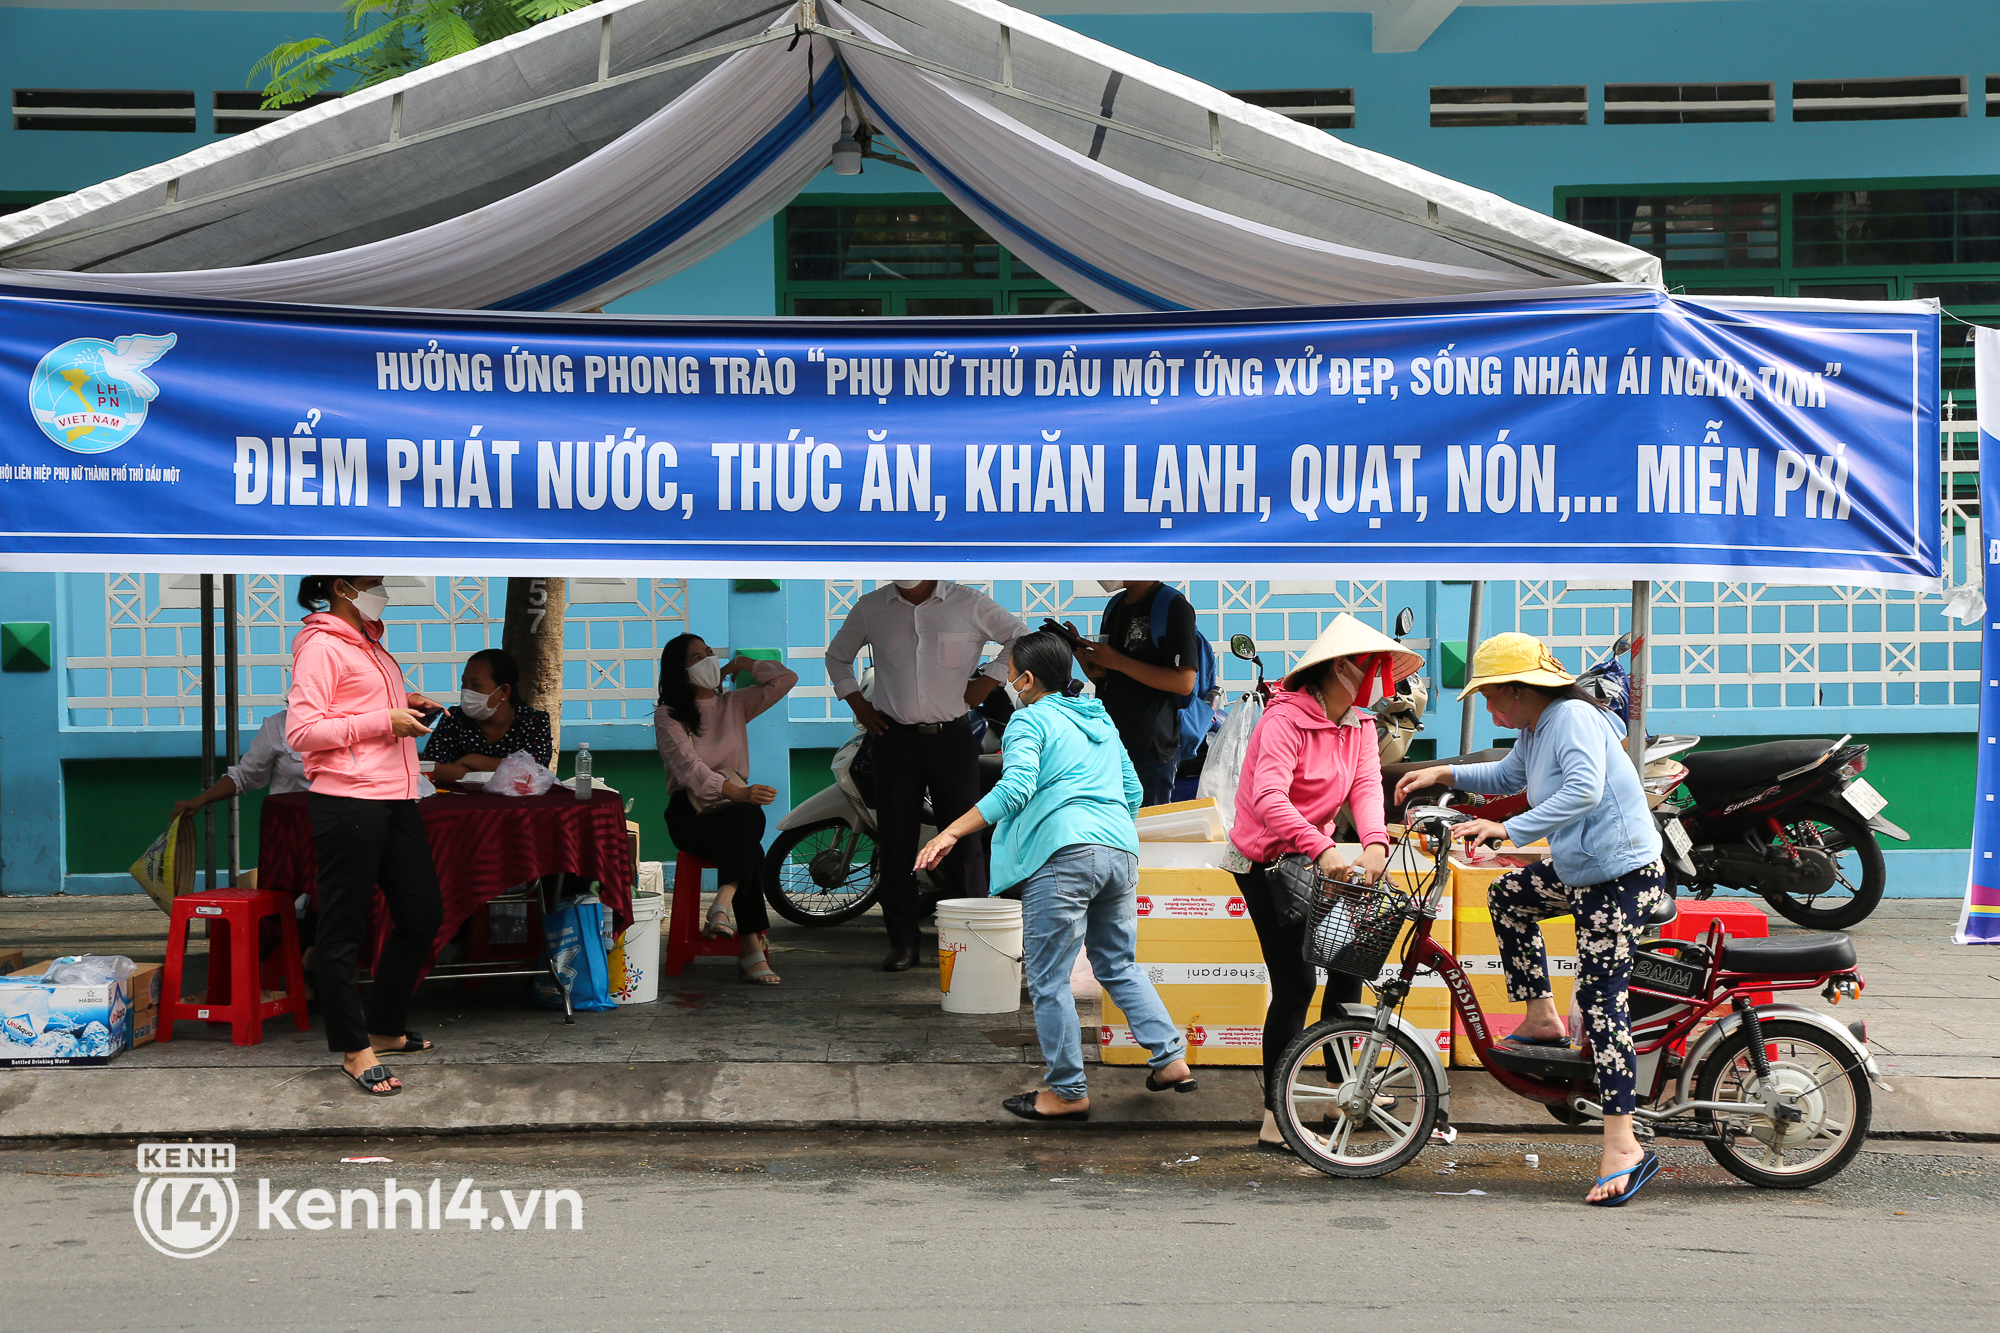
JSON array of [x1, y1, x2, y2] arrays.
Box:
[[975, 694, 1142, 895], [1451, 698, 1661, 887]]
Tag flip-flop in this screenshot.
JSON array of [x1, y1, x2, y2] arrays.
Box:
[[1256, 1139, 1296, 1157], [1585, 1152, 1662, 1207], [375, 1031, 435, 1055], [1144, 1069, 1200, 1093], [344, 1063, 402, 1097], [1001, 1091, 1089, 1123], [1501, 1033, 1573, 1048]]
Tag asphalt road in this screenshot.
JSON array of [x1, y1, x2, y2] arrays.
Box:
[[5, 1130, 1995, 1332]]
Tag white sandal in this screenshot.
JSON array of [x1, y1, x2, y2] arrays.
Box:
[[738, 951, 780, 986], [702, 904, 737, 939]]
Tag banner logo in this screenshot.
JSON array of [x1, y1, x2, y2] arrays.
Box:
[[133, 1142, 239, 1259], [29, 332, 177, 453]]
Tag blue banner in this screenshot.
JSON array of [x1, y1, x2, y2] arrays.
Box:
[[1962, 327, 2000, 944], [0, 281, 1938, 586]]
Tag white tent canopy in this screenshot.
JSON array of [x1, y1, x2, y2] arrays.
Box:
[[0, 0, 1658, 313]]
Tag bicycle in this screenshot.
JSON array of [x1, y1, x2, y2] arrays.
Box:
[[1273, 806, 1891, 1188]]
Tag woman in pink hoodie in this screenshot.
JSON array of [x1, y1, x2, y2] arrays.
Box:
[[285, 575, 445, 1098], [1230, 614, 1422, 1153]]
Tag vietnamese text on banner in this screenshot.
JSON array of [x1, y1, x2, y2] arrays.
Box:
[[0, 282, 1939, 586]]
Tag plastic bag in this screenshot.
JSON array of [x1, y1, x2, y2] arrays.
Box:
[[44, 956, 137, 987], [1195, 693, 1264, 833], [532, 895, 617, 1012], [129, 816, 194, 915], [490, 749, 556, 798]]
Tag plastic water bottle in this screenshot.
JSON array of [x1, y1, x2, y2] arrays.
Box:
[[574, 742, 593, 801]]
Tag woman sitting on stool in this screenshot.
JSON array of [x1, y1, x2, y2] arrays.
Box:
[[654, 633, 797, 986]]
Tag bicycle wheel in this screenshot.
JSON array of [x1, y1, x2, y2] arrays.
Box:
[[1692, 1018, 1872, 1189], [1273, 1018, 1440, 1179], [1760, 808, 1885, 931], [760, 818, 881, 926]]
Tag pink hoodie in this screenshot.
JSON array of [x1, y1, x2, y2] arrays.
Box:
[[1230, 686, 1389, 865], [284, 612, 422, 800]]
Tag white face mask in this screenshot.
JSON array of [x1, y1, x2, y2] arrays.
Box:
[[686, 655, 724, 691], [892, 580, 926, 590], [1098, 579, 1127, 593], [1003, 672, 1031, 709], [459, 687, 500, 721], [344, 583, 389, 623]]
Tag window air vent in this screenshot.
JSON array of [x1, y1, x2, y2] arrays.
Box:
[[213, 91, 339, 135], [1231, 89, 1355, 131], [1793, 76, 1966, 121], [1431, 86, 1586, 128], [12, 89, 195, 132], [1605, 83, 1774, 125]]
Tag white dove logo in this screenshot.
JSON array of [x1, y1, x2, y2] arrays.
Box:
[[29, 332, 178, 453]]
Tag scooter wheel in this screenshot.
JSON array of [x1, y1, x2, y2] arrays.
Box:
[[760, 818, 882, 926], [1692, 1018, 1872, 1188]]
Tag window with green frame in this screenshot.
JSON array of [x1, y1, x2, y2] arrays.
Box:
[[776, 195, 1089, 316], [1557, 176, 1992, 526]]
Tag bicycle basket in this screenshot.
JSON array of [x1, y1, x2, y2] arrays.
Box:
[[1302, 875, 1413, 979]]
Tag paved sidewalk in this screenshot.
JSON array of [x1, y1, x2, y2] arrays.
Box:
[[2, 895, 1994, 1139]]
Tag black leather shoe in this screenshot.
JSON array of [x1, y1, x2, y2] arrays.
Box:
[[882, 946, 919, 972]]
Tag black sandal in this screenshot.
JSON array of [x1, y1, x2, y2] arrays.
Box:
[[1144, 1069, 1200, 1094], [1256, 1139, 1296, 1157], [375, 1032, 435, 1055], [345, 1063, 402, 1097], [1001, 1092, 1090, 1123]]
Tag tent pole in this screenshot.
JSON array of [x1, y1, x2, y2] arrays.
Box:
[[223, 574, 241, 884], [1628, 580, 1650, 774], [1458, 580, 1484, 754], [199, 575, 217, 895]]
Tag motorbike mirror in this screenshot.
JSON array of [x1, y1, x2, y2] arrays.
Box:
[[1229, 633, 1259, 661], [1405, 804, 1471, 826], [1612, 632, 1633, 656], [1393, 607, 1415, 639]]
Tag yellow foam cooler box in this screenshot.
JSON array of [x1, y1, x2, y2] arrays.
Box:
[[1102, 841, 1445, 1067], [1450, 850, 1574, 1068]]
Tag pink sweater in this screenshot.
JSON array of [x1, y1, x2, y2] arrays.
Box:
[[1230, 686, 1389, 865], [285, 612, 423, 801], [654, 660, 799, 802]]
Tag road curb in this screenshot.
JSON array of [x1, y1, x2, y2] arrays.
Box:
[[2, 1062, 1995, 1142]]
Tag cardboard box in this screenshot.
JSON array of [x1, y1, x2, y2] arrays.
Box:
[[0, 972, 132, 1066], [129, 1009, 158, 1047], [0, 949, 22, 975], [128, 963, 164, 1011]]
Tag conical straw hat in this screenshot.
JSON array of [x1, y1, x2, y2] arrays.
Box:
[[1282, 612, 1424, 690]]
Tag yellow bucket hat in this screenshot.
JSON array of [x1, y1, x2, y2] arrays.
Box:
[[1456, 632, 1574, 700]]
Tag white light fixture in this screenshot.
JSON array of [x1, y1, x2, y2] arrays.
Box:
[[832, 115, 863, 175]]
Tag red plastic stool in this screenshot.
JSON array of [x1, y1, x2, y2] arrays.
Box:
[[160, 888, 310, 1046], [1660, 897, 1773, 1018], [662, 856, 737, 976]]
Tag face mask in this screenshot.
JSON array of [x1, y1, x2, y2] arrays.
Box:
[[1003, 672, 1031, 709], [459, 687, 499, 721], [892, 580, 925, 590], [1098, 579, 1127, 593], [686, 656, 724, 691], [344, 584, 389, 623]]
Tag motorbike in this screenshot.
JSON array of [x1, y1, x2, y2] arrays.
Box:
[[1274, 805, 1889, 1189], [1380, 637, 1907, 930], [759, 668, 1001, 926]]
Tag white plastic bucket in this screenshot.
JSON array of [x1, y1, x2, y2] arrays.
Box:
[[609, 889, 665, 1004], [935, 897, 1024, 1014]]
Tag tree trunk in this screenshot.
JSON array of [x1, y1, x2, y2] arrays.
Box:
[[502, 577, 568, 756]]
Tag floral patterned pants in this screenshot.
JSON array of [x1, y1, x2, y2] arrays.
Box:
[[1488, 859, 1668, 1116]]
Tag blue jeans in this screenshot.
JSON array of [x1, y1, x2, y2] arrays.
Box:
[[1136, 754, 1179, 808], [1020, 843, 1185, 1099]]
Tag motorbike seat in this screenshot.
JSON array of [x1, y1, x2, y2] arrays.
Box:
[[1644, 895, 1679, 927], [1678, 740, 1835, 798], [976, 751, 1004, 795], [1380, 748, 1512, 782], [1718, 931, 1856, 974]]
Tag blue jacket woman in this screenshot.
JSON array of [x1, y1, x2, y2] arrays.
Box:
[[917, 630, 1195, 1123]]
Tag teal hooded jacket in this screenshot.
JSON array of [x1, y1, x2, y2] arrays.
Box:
[[975, 694, 1143, 894]]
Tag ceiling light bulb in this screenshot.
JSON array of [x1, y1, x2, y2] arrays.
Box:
[[832, 115, 863, 176]]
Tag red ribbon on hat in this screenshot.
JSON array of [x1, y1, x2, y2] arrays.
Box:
[[1350, 652, 1396, 708]]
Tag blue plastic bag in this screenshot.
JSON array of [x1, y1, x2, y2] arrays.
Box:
[[535, 896, 617, 1012]]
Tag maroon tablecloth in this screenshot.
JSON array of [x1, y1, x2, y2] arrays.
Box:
[[258, 789, 635, 973]]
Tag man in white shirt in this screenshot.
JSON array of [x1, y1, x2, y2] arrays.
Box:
[[825, 580, 1028, 971], [170, 708, 309, 820]]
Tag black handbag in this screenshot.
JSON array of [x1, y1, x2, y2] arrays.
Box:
[[1265, 853, 1323, 929]]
